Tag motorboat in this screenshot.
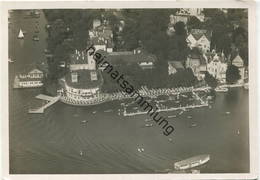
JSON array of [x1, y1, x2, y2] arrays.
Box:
[[215, 87, 228, 92], [174, 154, 210, 170], [145, 123, 153, 127]]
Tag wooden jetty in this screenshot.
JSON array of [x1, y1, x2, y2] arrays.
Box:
[[28, 94, 60, 114]]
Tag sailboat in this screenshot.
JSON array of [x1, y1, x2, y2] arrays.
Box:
[[17, 29, 24, 39]]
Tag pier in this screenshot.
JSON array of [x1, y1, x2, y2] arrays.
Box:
[[122, 103, 208, 117], [28, 94, 60, 114]]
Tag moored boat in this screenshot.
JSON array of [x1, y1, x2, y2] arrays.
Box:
[[215, 87, 228, 92], [174, 154, 210, 170], [32, 35, 39, 41]]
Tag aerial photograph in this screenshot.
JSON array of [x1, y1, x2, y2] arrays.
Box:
[[8, 8, 249, 174]]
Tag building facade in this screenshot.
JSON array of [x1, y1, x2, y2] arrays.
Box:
[[207, 53, 227, 83], [13, 68, 44, 88]]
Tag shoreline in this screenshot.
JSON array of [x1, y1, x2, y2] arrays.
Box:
[[58, 86, 211, 107]]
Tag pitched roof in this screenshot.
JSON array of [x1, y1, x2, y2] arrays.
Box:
[[232, 55, 244, 67], [28, 68, 43, 74], [189, 29, 211, 41]]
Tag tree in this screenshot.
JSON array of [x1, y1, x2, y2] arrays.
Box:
[[204, 72, 218, 88], [226, 65, 241, 84], [168, 68, 198, 87], [168, 22, 188, 62]]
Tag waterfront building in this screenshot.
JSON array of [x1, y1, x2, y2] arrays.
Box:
[[206, 52, 227, 83], [13, 68, 44, 88], [61, 70, 102, 100], [232, 54, 245, 84], [168, 61, 184, 75], [186, 29, 211, 53]]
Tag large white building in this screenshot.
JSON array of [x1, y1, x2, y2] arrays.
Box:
[[61, 70, 102, 100], [206, 53, 227, 83]]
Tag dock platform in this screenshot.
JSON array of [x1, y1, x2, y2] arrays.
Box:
[[28, 94, 60, 114]]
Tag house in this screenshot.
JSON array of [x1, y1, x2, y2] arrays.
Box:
[[88, 20, 114, 53], [62, 69, 102, 100], [168, 61, 184, 75], [186, 29, 211, 53], [232, 54, 245, 84], [206, 52, 227, 83], [13, 68, 44, 88], [186, 51, 207, 80]]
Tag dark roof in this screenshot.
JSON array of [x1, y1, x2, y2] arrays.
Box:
[[90, 37, 113, 48], [95, 49, 157, 65], [188, 53, 201, 59], [205, 52, 226, 63], [189, 29, 211, 41], [106, 53, 157, 64], [188, 50, 207, 65], [65, 70, 102, 89], [96, 25, 113, 39]]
